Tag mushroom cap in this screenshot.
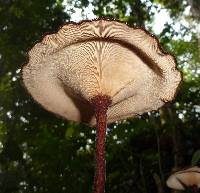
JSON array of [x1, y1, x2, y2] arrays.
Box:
[[166, 167, 200, 190], [22, 19, 181, 126]]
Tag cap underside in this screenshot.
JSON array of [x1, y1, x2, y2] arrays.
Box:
[[22, 20, 181, 126]]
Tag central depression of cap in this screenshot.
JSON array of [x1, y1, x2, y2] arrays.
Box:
[[22, 19, 181, 126]]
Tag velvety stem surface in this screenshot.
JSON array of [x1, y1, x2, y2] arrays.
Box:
[[91, 95, 111, 193], [191, 185, 198, 193]]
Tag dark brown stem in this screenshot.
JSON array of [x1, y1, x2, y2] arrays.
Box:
[[91, 95, 111, 193], [191, 185, 199, 193]]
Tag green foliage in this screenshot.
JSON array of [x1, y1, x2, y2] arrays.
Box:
[[191, 150, 200, 166], [0, 0, 199, 193]]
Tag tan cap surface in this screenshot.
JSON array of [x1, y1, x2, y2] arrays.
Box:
[[166, 167, 200, 190], [22, 19, 181, 126]]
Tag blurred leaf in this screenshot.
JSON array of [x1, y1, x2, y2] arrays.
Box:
[[191, 150, 200, 166], [65, 127, 74, 139]]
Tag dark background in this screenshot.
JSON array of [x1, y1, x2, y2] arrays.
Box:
[[0, 0, 200, 193]]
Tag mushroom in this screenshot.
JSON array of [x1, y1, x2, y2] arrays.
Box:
[[22, 19, 181, 193], [167, 167, 200, 192]]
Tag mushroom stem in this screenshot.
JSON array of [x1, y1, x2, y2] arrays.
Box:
[[91, 95, 111, 193], [191, 185, 199, 193]]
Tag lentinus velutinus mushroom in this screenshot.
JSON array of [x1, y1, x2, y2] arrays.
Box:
[[22, 19, 181, 193], [167, 167, 200, 193]]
